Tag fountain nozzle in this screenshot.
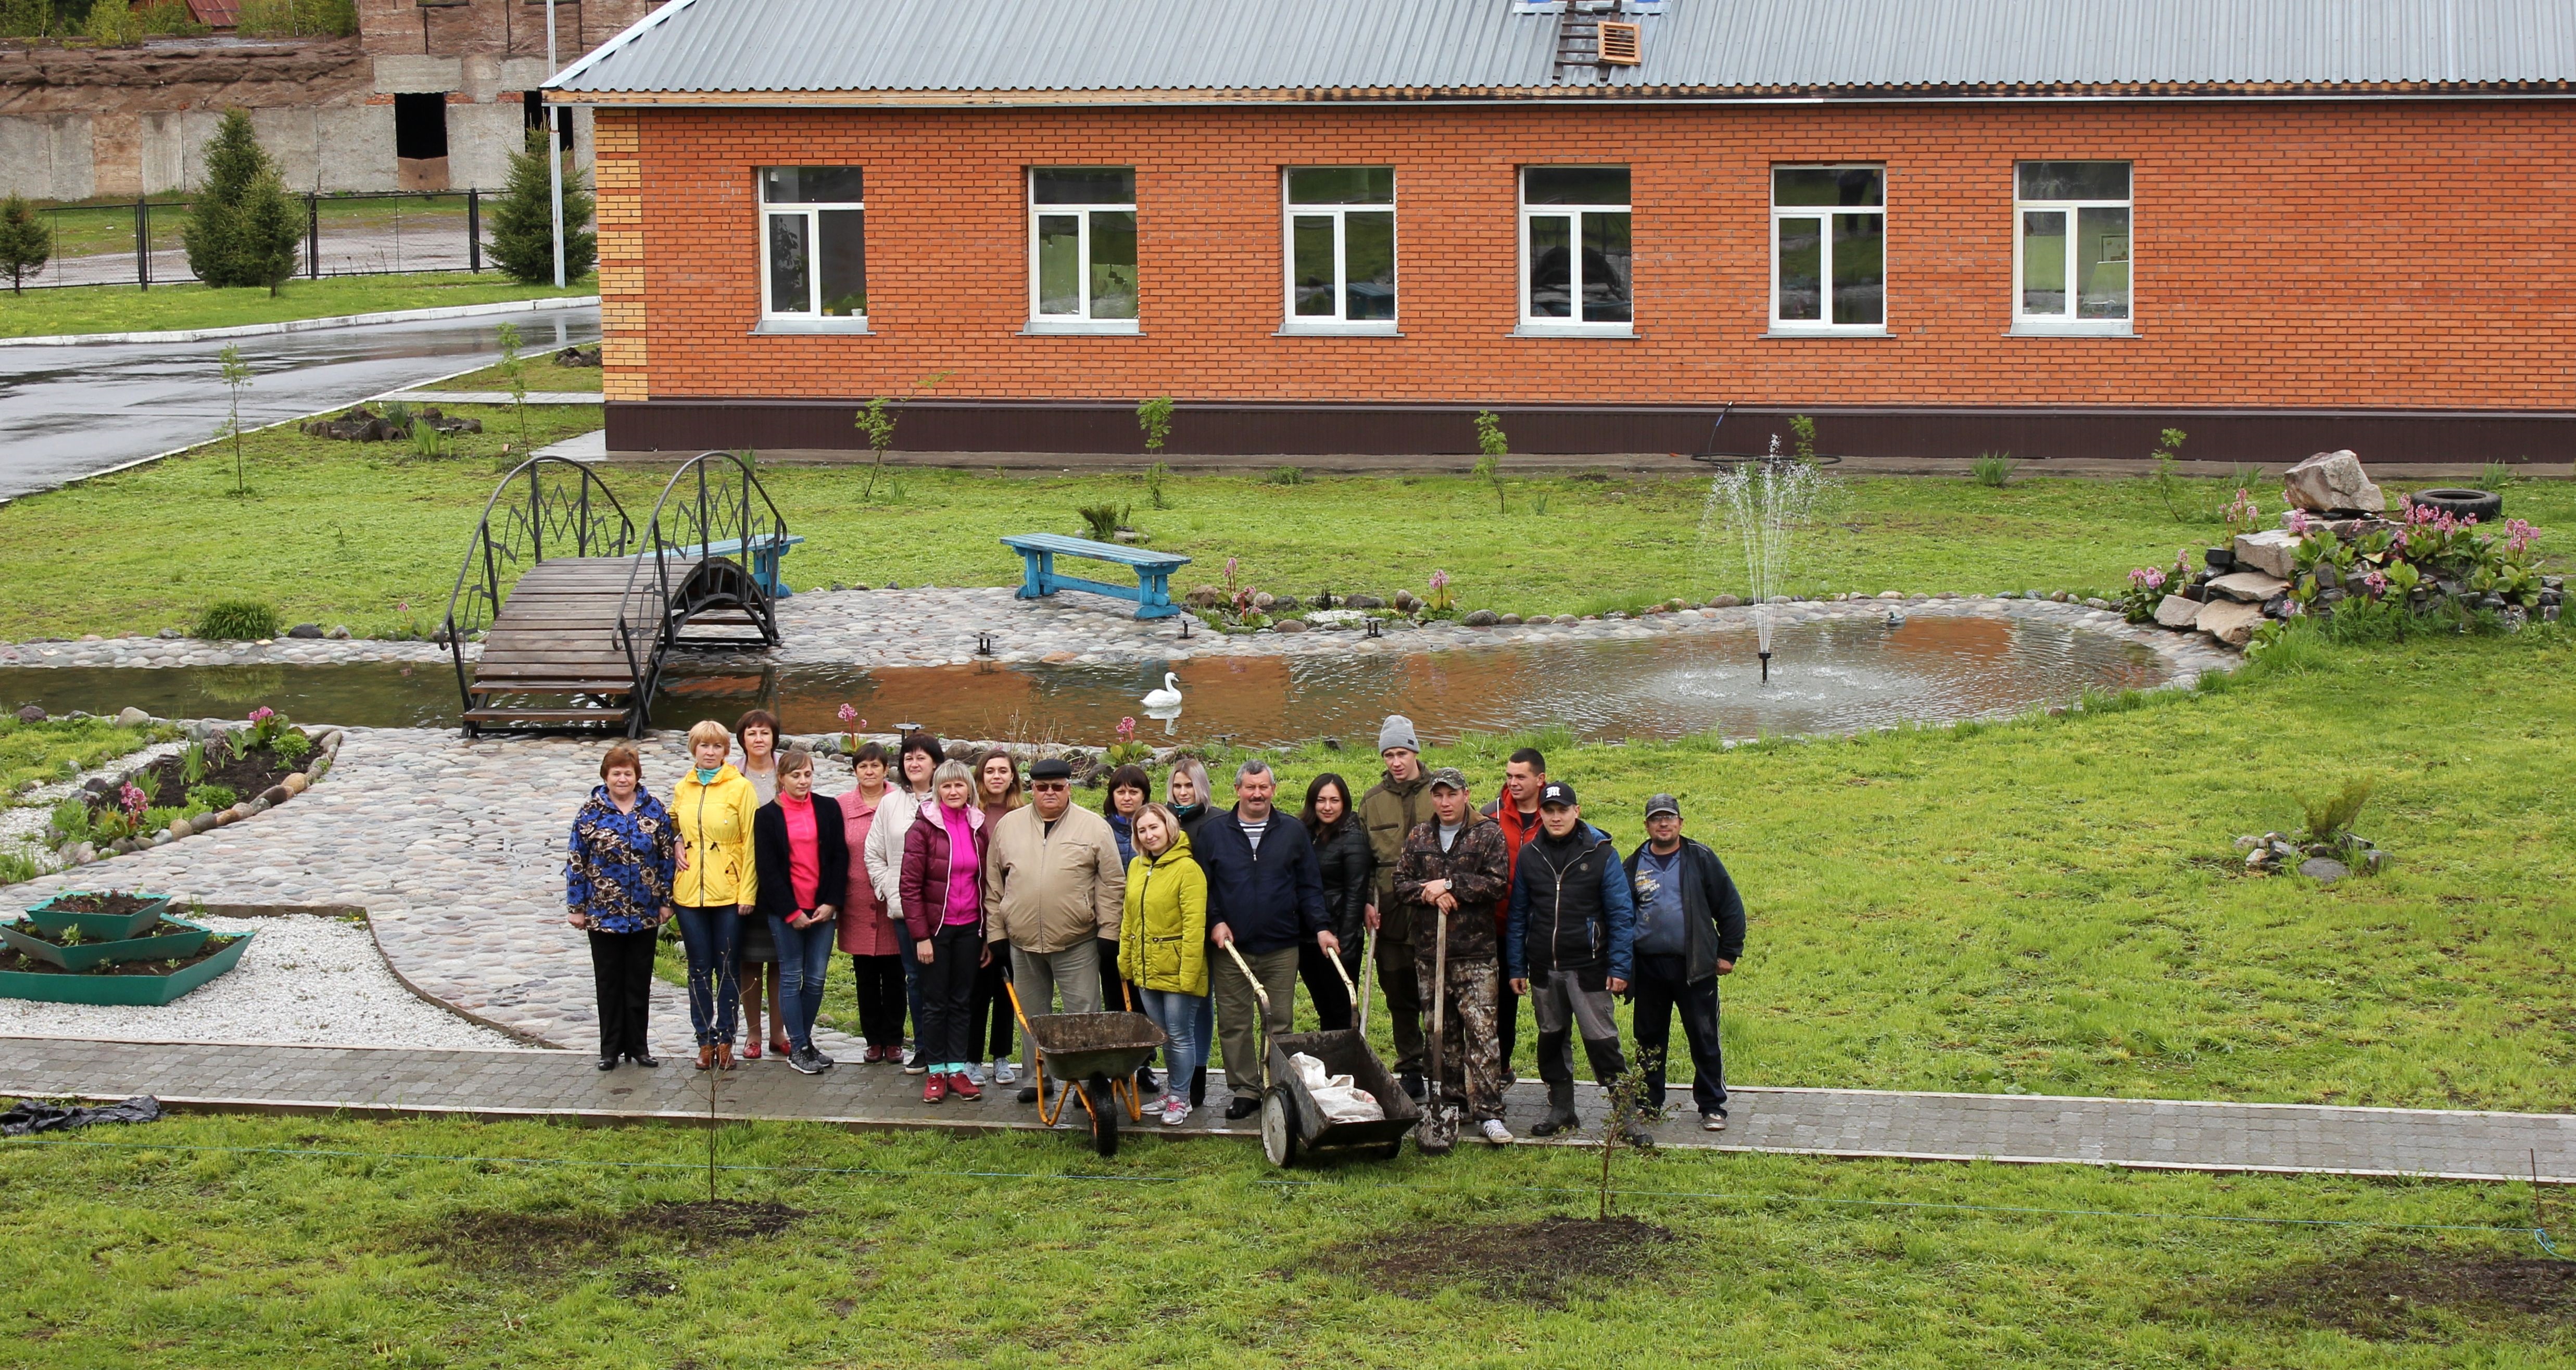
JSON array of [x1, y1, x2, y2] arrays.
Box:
[[1758, 649, 1772, 682]]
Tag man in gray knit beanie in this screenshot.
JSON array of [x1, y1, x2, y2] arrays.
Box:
[[1358, 713, 1431, 1098]]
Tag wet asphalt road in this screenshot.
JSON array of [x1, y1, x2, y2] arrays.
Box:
[[0, 303, 600, 500]]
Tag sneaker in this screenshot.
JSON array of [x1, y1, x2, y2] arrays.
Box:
[[1162, 1098, 1191, 1127], [923, 1074, 948, 1104], [902, 1048, 927, 1075], [963, 1061, 986, 1085], [948, 1071, 982, 1101], [787, 1046, 824, 1076], [812, 1049, 835, 1070], [1702, 1111, 1727, 1132], [1479, 1119, 1514, 1145], [992, 1059, 1017, 1085]]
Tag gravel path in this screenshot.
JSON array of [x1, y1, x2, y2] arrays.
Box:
[[0, 912, 524, 1049]]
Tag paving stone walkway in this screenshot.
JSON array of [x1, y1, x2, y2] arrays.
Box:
[[8, 1037, 2571, 1180], [0, 589, 2236, 681]]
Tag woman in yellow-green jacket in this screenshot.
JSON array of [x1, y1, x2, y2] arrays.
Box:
[[1118, 803, 1208, 1128], [673, 718, 762, 1070]]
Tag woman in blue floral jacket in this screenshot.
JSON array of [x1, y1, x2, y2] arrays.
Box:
[[565, 743, 677, 1070]]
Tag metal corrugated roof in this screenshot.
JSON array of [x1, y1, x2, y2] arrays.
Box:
[[552, 0, 2576, 98]]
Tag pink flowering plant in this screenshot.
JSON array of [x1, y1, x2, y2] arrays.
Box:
[[1426, 569, 1455, 613], [1103, 715, 1154, 768], [2223, 487, 2263, 533], [837, 703, 866, 755], [2118, 563, 2175, 622], [2274, 493, 2547, 626]]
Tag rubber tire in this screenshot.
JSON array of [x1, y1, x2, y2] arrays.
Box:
[[2406, 488, 2504, 524], [1260, 1087, 1299, 1168], [1084, 1075, 1118, 1158]]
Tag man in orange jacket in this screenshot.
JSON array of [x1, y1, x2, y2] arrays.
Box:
[[1479, 746, 1547, 1084]]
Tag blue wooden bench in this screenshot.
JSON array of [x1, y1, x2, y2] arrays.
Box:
[[655, 535, 807, 598], [1001, 534, 1191, 620]]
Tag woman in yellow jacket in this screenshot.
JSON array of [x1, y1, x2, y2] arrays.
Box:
[[1118, 803, 1208, 1128], [673, 718, 762, 1070]]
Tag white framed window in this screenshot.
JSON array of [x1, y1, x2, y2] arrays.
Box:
[[759, 167, 866, 325], [1029, 167, 1139, 333], [1770, 165, 1885, 334], [1284, 167, 1396, 333], [2015, 161, 2131, 333], [1520, 167, 1632, 334]]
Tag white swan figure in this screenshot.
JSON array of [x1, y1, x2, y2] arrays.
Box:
[[1141, 671, 1183, 708]]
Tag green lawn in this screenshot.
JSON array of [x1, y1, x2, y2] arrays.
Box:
[[20, 194, 483, 262], [1, 413, 2561, 642], [0, 273, 595, 339], [0, 716, 165, 797], [425, 357, 605, 392], [0, 1112, 2562, 1368]]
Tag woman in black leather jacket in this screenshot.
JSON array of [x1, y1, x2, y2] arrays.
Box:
[[1297, 772, 1372, 1031]]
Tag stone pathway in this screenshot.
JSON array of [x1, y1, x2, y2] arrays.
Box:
[[0, 589, 2237, 682], [7, 1037, 2570, 1180]]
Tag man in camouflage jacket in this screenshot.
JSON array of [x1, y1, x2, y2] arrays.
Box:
[[1392, 767, 1516, 1140]]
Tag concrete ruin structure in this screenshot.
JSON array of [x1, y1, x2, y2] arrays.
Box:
[[0, 0, 659, 200]]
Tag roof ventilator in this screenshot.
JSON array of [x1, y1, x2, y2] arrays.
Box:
[[1554, 0, 1639, 81]]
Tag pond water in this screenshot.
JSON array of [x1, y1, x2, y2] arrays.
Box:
[[0, 616, 2169, 747]]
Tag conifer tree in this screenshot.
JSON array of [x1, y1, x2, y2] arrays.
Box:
[[0, 194, 49, 294], [487, 128, 595, 285], [234, 170, 302, 295], [182, 109, 297, 288]]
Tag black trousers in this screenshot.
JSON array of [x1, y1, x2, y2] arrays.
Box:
[[1630, 951, 1728, 1115], [1296, 940, 1356, 1031], [916, 926, 986, 1068], [849, 953, 908, 1050], [969, 950, 1016, 1060], [586, 926, 658, 1060], [1496, 977, 1520, 1075]]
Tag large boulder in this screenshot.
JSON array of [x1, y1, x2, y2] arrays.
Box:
[[2195, 598, 2265, 646], [2205, 570, 2289, 603], [2282, 450, 2386, 514], [2231, 529, 2301, 579]]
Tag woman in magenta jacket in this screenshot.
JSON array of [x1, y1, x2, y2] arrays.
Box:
[[900, 758, 993, 1105]]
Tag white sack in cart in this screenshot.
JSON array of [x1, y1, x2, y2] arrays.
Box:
[[1288, 1051, 1384, 1123]]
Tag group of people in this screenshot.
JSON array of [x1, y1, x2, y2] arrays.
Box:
[[563, 709, 1747, 1141]]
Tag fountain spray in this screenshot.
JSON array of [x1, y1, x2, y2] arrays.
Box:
[[1700, 437, 1825, 682]]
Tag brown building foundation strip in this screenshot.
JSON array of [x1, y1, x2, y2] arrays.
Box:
[[605, 399, 2576, 466]]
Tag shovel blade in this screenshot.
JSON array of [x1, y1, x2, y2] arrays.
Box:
[[1418, 1104, 1461, 1155]]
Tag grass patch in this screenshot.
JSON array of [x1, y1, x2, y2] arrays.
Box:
[[5, 433, 2561, 642], [0, 272, 594, 339], [0, 1112, 2565, 1367], [0, 716, 166, 796], [424, 357, 605, 393]]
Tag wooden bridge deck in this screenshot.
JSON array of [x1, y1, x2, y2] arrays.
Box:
[[462, 556, 700, 731]]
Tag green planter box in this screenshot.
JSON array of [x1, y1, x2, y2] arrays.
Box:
[[24, 892, 172, 942], [1, 917, 212, 972], [0, 925, 254, 1006]]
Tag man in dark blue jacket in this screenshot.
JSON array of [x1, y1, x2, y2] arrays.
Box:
[[1624, 793, 1747, 1132], [1505, 782, 1644, 1142], [1198, 758, 1337, 1120]]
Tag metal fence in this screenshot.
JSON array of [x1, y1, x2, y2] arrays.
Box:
[[26, 188, 498, 290]]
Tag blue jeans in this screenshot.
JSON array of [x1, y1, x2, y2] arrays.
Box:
[[1139, 988, 1208, 1100], [769, 912, 836, 1051], [672, 904, 742, 1046]]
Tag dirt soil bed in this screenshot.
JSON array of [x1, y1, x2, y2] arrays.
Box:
[[1320, 1215, 1676, 1305], [135, 736, 309, 810], [415, 1199, 805, 1277], [0, 935, 236, 976], [2231, 1248, 2576, 1340], [6, 916, 193, 947], [34, 892, 158, 918]]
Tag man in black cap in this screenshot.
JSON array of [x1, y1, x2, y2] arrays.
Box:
[[985, 755, 1127, 1103], [1624, 792, 1745, 1131], [1504, 781, 1645, 1143]]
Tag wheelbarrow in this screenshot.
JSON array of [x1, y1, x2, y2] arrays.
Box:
[[1005, 983, 1167, 1158], [1223, 940, 1420, 1167]]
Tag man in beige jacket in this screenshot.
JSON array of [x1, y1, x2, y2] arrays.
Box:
[[984, 757, 1127, 1101]]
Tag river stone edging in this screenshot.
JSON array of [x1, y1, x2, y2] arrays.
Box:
[[0, 589, 2235, 680]]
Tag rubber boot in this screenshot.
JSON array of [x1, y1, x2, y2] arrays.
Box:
[[1531, 1079, 1580, 1137]]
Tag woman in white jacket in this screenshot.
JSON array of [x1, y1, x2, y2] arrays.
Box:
[[862, 732, 945, 1071]]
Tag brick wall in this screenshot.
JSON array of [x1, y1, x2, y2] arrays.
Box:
[[596, 99, 2574, 417]]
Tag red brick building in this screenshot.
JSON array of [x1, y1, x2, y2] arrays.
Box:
[[550, 0, 2576, 461]]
